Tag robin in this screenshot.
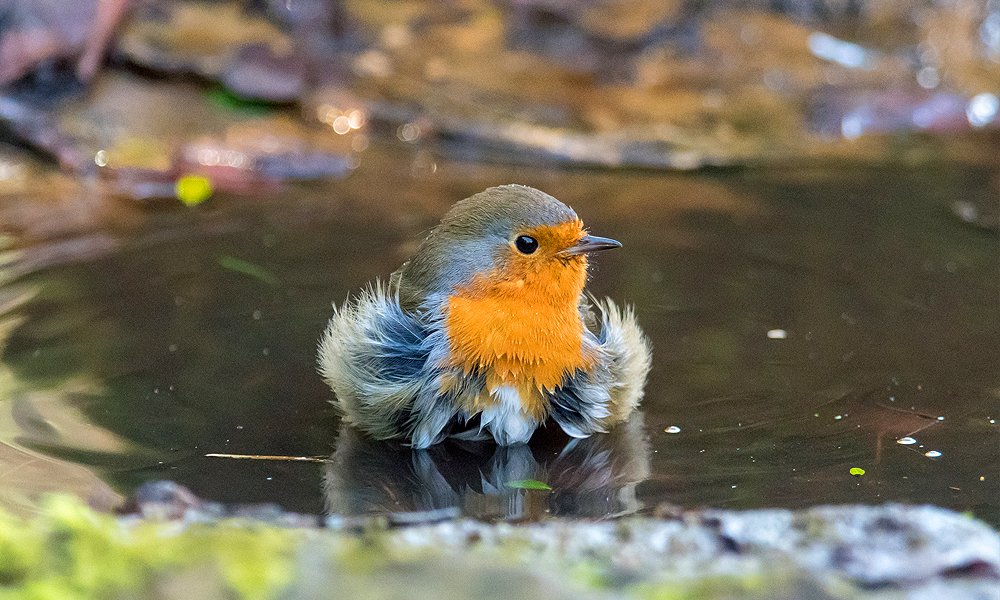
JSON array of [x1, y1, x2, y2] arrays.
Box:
[[319, 185, 651, 448]]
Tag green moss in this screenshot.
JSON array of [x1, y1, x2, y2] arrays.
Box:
[[212, 525, 299, 600], [630, 571, 818, 600], [0, 496, 301, 599], [0, 496, 916, 600], [0, 510, 43, 586]]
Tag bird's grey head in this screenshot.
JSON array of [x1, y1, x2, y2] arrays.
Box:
[[394, 185, 581, 309]]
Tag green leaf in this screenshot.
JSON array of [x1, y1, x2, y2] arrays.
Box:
[[175, 174, 213, 206], [505, 479, 553, 491], [218, 255, 280, 287], [205, 88, 275, 116], [849, 467, 866, 477]]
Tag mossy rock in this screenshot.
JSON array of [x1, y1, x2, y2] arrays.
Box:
[[1, 496, 998, 599]]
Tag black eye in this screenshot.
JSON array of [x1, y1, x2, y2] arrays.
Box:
[[515, 235, 538, 254]]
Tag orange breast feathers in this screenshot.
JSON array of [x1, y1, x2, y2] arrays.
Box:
[[444, 220, 596, 414]]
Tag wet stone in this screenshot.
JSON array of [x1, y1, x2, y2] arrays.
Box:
[[117, 0, 293, 79], [113, 482, 1000, 599], [6, 1, 1000, 170], [123, 480, 208, 520]]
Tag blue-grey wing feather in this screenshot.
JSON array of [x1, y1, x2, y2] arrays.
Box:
[[319, 284, 461, 446]]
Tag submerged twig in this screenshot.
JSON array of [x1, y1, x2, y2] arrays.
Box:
[[205, 453, 333, 463]]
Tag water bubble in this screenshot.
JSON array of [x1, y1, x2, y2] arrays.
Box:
[[352, 135, 370, 152], [897, 437, 917, 445], [807, 32, 872, 69], [982, 13, 1000, 57], [397, 123, 421, 142], [936, 416, 945, 421], [347, 109, 365, 130], [664, 425, 681, 434], [840, 113, 865, 139], [332, 115, 351, 135], [924, 450, 942, 458], [966, 93, 999, 127], [916, 66, 940, 89], [353, 50, 392, 78], [766, 329, 787, 339]]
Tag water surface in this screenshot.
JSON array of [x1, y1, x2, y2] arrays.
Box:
[[1, 143, 997, 522]]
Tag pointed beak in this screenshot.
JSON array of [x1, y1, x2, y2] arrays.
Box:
[[560, 234, 622, 257]]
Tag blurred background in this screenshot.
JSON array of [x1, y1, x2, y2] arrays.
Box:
[[0, 1, 997, 524]]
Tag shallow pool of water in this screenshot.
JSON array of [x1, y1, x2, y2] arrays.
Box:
[[1, 142, 997, 523]]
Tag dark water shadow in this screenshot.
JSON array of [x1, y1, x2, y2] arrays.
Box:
[[324, 414, 650, 521]]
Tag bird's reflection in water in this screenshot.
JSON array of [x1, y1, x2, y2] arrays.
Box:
[[324, 414, 650, 521]]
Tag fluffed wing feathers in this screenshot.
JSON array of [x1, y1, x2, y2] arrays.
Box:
[[319, 285, 650, 446]]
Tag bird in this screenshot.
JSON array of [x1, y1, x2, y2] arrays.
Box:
[[318, 184, 651, 448]]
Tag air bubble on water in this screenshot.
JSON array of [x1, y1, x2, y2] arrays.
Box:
[[924, 450, 942, 458], [664, 425, 681, 434], [967, 93, 999, 127], [897, 437, 917, 445]]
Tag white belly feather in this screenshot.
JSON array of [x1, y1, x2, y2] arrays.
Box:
[[479, 385, 539, 445]]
